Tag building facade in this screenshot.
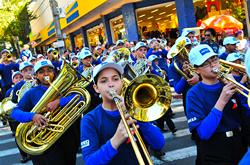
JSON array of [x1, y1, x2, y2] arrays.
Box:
[[29, 0, 250, 52]]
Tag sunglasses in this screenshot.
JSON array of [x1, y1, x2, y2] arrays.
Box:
[[204, 34, 211, 37]]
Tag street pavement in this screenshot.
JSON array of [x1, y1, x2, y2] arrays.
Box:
[[0, 89, 197, 165]]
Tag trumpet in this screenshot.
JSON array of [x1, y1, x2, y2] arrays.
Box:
[[93, 52, 100, 60], [212, 68, 250, 107], [110, 74, 172, 164], [72, 62, 78, 68], [6, 54, 13, 61], [219, 59, 246, 73], [52, 50, 59, 58]]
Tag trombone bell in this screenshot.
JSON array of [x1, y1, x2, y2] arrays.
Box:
[[124, 74, 171, 122]]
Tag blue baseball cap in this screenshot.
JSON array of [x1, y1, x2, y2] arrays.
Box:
[[223, 37, 239, 45], [1, 49, 10, 55], [19, 62, 33, 71], [226, 53, 243, 62], [93, 62, 124, 84], [189, 44, 218, 66], [80, 50, 93, 59], [116, 40, 124, 46], [135, 42, 148, 50], [148, 55, 158, 61], [47, 48, 55, 54], [12, 71, 23, 80], [34, 60, 54, 73]]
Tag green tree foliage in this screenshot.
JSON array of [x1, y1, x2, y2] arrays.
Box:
[[0, 0, 36, 56]]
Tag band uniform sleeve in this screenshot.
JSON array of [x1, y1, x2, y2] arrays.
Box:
[[11, 84, 19, 103], [59, 94, 84, 107], [196, 107, 223, 140], [136, 121, 165, 150], [162, 48, 168, 58], [0, 64, 3, 74], [11, 91, 36, 123], [174, 77, 188, 94], [238, 148, 250, 165], [150, 68, 159, 76], [146, 48, 153, 58], [186, 91, 208, 132], [81, 116, 118, 165]]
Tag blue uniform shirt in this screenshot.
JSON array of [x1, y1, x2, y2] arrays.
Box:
[[11, 80, 25, 103], [5, 87, 14, 98], [218, 52, 229, 60], [11, 84, 83, 123], [146, 48, 168, 71], [81, 104, 165, 165], [52, 61, 62, 75], [200, 40, 220, 53], [187, 81, 242, 135], [0, 62, 19, 87]]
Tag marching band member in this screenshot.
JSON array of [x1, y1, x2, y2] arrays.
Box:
[[70, 55, 80, 69], [200, 28, 220, 53], [6, 71, 24, 136], [239, 49, 250, 164], [79, 50, 93, 73], [226, 53, 250, 147], [11, 62, 34, 104], [11, 60, 82, 165], [130, 47, 137, 62], [219, 37, 239, 60], [134, 42, 159, 75], [236, 30, 247, 54], [36, 54, 45, 61], [93, 46, 102, 65], [168, 37, 199, 115], [187, 45, 248, 164], [29, 56, 37, 66], [146, 39, 168, 71], [181, 29, 195, 44], [79, 50, 102, 114], [116, 40, 125, 49], [47, 48, 62, 75], [0, 49, 19, 98], [10, 62, 34, 163], [80, 62, 165, 165], [148, 55, 167, 79]]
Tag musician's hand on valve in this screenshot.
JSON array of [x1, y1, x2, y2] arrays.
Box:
[[146, 59, 153, 71], [46, 99, 60, 114], [215, 82, 236, 111], [187, 72, 199, 86], [240, 73, 247, 84], [111, 114, 139, 149], [33, 114, 48, 130]]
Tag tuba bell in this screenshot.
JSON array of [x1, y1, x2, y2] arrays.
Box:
[[0, 90, 16, 121], [15, 61, 91, 155], [167, 39, 195, 80]]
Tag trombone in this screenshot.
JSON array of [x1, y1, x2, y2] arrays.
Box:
[[212, 68, 250, 107], [110, 74, 172, 164]]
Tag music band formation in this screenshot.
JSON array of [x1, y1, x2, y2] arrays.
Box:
[[1, 28, 250, 165]]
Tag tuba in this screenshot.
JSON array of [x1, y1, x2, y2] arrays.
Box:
[[132, 57, 149, 77], [15, 61, 91, 155], [167, 39, 195, 80], [105, 48, 130, 68], [0, 90, 16, 121]]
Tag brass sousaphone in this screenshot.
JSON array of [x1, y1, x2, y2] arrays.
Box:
[[16, 61, 91, 155]]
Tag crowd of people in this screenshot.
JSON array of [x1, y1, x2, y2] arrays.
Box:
[[0, 27, 250, 165]]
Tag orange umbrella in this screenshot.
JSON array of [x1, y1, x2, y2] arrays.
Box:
[[200, 15, 243, 33]]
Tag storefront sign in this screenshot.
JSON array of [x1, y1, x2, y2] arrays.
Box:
[[53, 41, 65, 48]]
